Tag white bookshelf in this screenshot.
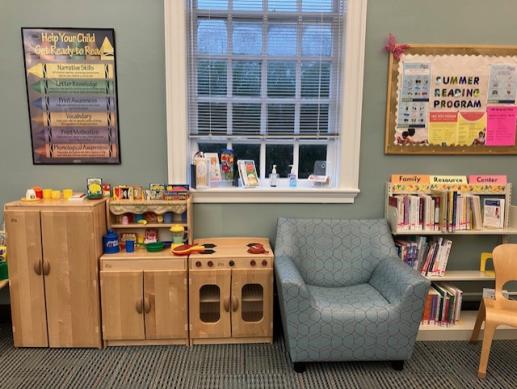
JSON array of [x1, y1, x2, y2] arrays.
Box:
[[426, 270, 495, 282], [417, 311, 517, 341], [385, 181, 517, 340]]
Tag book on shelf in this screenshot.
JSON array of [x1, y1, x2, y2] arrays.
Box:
[[483, 198, 505, 229], [395, 237, 452, 276], [388, 190, 490, 233], [421, 283, 463, 325]]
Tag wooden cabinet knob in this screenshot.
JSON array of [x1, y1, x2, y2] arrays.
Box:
[[136, 299, 143, 314], [229, 260, 235, 267], [232, 296, 239, 312], [143, 297, 151, 314], [42, 260, 50, 275], [33, 261, 42, 276], [250, 260, 256, 267], [223, 297, 230, 312]]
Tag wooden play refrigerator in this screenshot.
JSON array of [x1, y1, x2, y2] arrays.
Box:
[[4, 199, 107, 348], [189, 238, 274, 345]]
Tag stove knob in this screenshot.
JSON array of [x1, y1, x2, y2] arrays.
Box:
[[262, 260, 268, 267], [208, 261, 214, 267], [250, 260, 256, 267], [229, 260, 235, 267], [195, 261, 202, 268]]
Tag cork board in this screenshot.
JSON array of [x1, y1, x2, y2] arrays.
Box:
[[385, 44, 517, 155]]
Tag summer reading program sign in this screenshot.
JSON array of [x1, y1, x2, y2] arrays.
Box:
[[385, 45, 517, 155], [22, 28, 120, 164]]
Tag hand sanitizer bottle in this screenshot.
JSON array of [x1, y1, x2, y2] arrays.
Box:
[[270, 165, 278, 187], [288, 165, 297, 188]]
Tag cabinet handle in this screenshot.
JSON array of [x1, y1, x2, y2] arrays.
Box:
[[223, 297, 230, 312], [232, 296, 239, 312], [42, 261, 50, 276], [33, 261, 42, 276], [136, 299, 143, 314], [143, 297, 151, 314]]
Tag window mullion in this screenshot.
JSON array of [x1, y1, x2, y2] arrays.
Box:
[[294, 7, 302, 136], [260, 7, 268, 137], [227, 9, 233, 136], [293, 141, 300, 176], [260, 142, 266, 180]]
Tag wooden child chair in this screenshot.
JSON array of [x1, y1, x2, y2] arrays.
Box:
[[469, 244, 517, 378]]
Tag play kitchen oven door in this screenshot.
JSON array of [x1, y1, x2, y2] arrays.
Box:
[[189, 257, 273, 341]]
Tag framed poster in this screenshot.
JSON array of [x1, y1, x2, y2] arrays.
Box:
[[22, 28, 121, 164], [385, 44, 517, 155]]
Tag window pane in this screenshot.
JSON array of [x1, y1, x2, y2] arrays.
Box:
[[302, 24, 332, 57], [299, 145, 327, 179], [266, 144, 293, 177], [232, 144, 261, 176], [198, 102, 227, 135], [198, 0, 228, 10], [302, 0, 333, 12], [233, 21, 262, 55], [267, 104, 295, 134], [233, 0, 263, 11], [267, 62, 296, 97], [301, 62, 330, 97], [198, 60, 227, 96], [268, 0, 297, 12], [233, 61, 261, 96], [300, 104, 329, 134], [268, 24, 297, 56], [198, 143, 227, 154], [197, 19, 227, 54], [233, 104, 261, 135]]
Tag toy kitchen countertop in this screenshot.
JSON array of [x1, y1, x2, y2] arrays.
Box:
[[189, 237, 274, 269]]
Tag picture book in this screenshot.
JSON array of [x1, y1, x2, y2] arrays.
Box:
[[483, 198, 505, 229], [238, 160, 259, 187]]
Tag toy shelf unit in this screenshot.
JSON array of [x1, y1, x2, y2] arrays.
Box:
[[107, 197, 193, 252], [384, 182, 517, 341]]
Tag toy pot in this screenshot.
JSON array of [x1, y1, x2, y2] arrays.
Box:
[[103, 230, 120, 254]]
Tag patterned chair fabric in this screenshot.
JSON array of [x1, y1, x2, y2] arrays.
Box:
[[275, 218, 430, 363]]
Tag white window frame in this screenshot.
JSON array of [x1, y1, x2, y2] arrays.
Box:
[[164, 0, 367, 203]]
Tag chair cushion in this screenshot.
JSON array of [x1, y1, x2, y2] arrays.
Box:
[[308, 283, 390, 314], [275, 218, 398, 287]]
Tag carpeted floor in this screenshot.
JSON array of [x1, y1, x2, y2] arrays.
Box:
[[0, 322, 515, 389]]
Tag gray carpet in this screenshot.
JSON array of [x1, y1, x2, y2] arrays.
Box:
[[0, 323, 515, 389]]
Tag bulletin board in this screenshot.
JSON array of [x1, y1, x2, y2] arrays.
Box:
[[385, 45, 517, 155]]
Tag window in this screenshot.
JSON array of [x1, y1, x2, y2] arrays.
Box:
[[165, 0, 367, 203]]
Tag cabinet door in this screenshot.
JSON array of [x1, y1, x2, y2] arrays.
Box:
[[144, 270, 187, 340], [5, 210, 48, 347], [41, 210, 102, 347], [231, 269, 273, 338], [189, 269, 231, 339], [100, 271, 145, 341]]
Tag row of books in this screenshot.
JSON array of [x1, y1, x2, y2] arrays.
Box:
[[388, 192, 505, 232], [395, 237, 452, 276], [422, 283, 463, 325]]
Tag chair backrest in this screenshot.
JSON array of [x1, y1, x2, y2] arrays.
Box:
[[492, 244, 517, 310], [275, 217, 398, 287]]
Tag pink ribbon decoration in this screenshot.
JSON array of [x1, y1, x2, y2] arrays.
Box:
[[384, 33, 410, 60]]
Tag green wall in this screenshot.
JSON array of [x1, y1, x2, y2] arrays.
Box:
[[1, 0, 517, 273]]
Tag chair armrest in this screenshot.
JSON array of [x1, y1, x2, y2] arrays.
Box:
[[369, 256, 430, 305], [274, 255, 310, 301]]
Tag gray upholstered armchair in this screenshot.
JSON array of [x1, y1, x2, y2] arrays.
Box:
[[274, 218, 430, 372]]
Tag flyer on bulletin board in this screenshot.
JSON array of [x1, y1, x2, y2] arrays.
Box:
[[22, 28, 120, 164], [394, 55, 517, 148]]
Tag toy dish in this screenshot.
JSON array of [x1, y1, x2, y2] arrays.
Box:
[[20, 197, 41, 202], [145, 242, 165, 252]]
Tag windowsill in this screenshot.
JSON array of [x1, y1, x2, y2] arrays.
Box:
[[191, 186, 360, 203]]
